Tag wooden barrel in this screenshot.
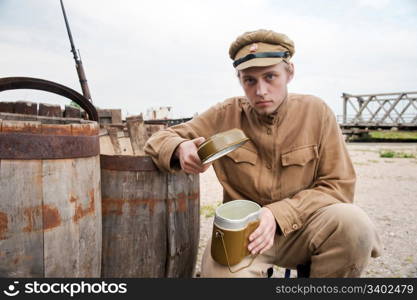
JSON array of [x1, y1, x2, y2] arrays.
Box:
[[100, 155, 200, 278], [0, 77, 101, 277]]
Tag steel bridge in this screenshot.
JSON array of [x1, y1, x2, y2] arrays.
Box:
[[338, 92, 417, 136]]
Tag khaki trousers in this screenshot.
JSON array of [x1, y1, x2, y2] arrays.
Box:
[[201, 203, 382, 278]]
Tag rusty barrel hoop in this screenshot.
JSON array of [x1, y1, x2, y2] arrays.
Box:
[[0, 77, 98, 121], [0, 132, 99, 160]]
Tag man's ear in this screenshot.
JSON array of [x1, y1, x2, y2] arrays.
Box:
[[236, 70, 243, 86], [287, 62, 295, 83]]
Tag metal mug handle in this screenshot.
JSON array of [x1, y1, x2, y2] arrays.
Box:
[[215, 229, 258, 274]]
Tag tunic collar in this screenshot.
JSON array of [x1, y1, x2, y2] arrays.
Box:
[[249, 94, 289, 125]]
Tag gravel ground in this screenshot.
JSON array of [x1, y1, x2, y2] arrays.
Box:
[[194, 142, 417, 278]]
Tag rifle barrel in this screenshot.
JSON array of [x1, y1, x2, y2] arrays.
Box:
[[60, 0, 77, 61], [60, 0, 93, 102]]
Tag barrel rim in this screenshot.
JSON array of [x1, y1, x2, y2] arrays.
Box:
[[0, 112, 97, 125]]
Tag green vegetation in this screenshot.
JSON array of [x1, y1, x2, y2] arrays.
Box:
[[69, 101, 81, 109], [352, 149, 378, 153], [369, 131, 417, 140], [353, 162, 370, 166], [379, 150, 416, 158], [200, 203, 220, 218]]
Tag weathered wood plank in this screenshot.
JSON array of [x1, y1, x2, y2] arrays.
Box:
[[38, 103, 62, 118], [64, 105, 81, 119], [14, 101, 37, 115], [126, 115, 147, 155], [117, 137, 134, 155], [101, 168, 167, 277], [42, 140, 101, 277], [42, 158, 80, 277], [1, 120, 41, 134], [165, 173, 200, 277], [0, 160, 44, 277], [146, 124, 166, 139], [70, 156, 102, 277], [99, 132, 116, 156], [0, 102, 15, 113], [107, 127, 122, 155]]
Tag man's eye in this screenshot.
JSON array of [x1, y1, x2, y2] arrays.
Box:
[[266, 74, 276, 80], [244, 78, 255, 85]]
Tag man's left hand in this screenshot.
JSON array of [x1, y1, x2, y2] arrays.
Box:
[[248, 207, 277, 255]]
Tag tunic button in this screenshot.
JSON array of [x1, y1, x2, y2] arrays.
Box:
[[292, 224, 299, 230], [267, 164, 272, 169], [267, 128, 272, 135]]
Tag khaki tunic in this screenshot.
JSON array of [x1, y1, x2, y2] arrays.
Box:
[[144, 93, 356, 237]]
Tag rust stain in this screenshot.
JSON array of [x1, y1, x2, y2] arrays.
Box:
[[71, 123, 99, 137], [69, 195, 77, 203], [102, 198, 124, 216], [23, 206, 42, 233], [146, 198, 156, 216], [128, 198, 158, 216], [102, 197, 160, 217], [1, 121, 41, 134], [0, 211, 8, 240], [177, 192, 187, 212], [188, 192, 199, 202], [22, 205, 61, 232], [42, 205, 61, 230], [167, 198, 173, 213], [168, 192, 199, 213], [13, 257, 19, 265], [41, 124, 72, 136], [70, 189, 96, 223]]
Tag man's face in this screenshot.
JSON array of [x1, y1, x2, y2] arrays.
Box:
[[239, 62, 294, 116]]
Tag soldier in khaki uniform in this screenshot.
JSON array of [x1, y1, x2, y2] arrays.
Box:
[[144, 29, 381, 277]]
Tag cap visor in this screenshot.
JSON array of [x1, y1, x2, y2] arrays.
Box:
[[235, 57, 284, 70]]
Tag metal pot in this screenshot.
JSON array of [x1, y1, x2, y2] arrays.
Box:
[[211, 200, 260, 271]]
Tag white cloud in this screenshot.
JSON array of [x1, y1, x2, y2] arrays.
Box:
[[1, 0, 416, 119], [358, 0, 391, 9]]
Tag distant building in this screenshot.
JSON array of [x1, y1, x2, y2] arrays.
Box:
[[97, 109, 122, 124], [146, 106, 173, 120]]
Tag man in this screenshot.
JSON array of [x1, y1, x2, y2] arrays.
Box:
[[144, 29, 381, 277]]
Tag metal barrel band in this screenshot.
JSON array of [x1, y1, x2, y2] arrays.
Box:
[[0, 132, 99, 159], [215, 230, 258, 274], [0, 77, 98, 121]]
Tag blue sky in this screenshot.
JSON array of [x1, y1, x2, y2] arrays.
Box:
[[1, 0, 416, 119]]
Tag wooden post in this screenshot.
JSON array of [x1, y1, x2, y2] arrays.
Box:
[[126, 114, 147, 156]]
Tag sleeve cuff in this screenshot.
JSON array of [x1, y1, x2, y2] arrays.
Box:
[[265, 198, 303, 237], [159, 137, 188, 172]]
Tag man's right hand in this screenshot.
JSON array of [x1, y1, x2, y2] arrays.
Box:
[[175, 137, 211, 174]]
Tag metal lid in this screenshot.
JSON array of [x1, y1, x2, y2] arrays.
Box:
[[214, 200, 261, 231], [197, 128, 249, 164]]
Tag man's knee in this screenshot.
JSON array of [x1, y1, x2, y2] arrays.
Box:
[[319, 203, 381, 258]]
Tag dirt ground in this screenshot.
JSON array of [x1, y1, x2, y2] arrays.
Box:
[[195, 142, 417, 278]]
